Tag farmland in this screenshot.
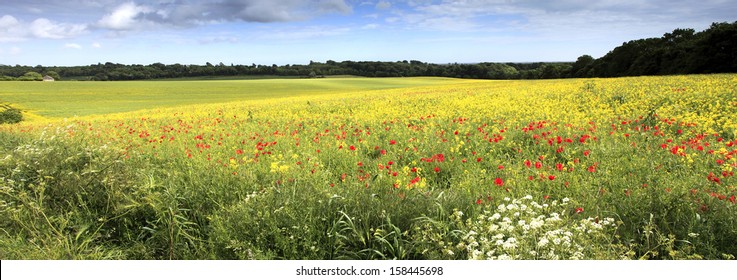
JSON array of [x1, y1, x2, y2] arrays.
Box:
[[1, 75, 736, 260]]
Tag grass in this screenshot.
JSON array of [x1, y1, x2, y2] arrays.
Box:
[[0, 77, 463, 119]]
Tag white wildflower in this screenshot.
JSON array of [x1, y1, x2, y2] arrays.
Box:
[[497, 254, 513, 260], [490, 213, 501, 221], [538, 238, 549, 248], [502, 237, 517, 250]]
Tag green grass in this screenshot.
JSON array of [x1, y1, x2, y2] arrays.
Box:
[[0, 77, 462, 118]]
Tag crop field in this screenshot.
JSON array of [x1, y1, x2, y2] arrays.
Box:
[[0, 77, 459, 119], [1, 75, 736, 260]]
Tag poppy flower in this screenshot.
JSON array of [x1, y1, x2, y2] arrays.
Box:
[[575, 207, 584, 214], [494, 177, 504, 186], [556, 163, 564, 171]]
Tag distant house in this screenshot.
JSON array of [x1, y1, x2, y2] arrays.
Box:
[[42, 75, 55, 82]]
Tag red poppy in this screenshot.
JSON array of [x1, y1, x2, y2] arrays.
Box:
[[524, 160, 531, 168], [410, 176, 421, 185], [434, 167, 440, 173], [494, 177, 504, 186], [556, 163, 564, 171], [535, 161, 542, 169], [575, 207, 584, 214], [389, 139, 397, 145], [548, 175, 555, 180]]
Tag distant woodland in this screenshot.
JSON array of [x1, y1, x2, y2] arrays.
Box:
[[1, 21, 735, 81]]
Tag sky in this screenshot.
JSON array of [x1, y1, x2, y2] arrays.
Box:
[[1, 0, 735, 66]]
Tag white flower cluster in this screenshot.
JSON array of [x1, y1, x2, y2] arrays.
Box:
[[457, 195, 617, 260]]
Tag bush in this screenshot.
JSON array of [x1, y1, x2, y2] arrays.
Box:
[[0, 105, 23, 124]]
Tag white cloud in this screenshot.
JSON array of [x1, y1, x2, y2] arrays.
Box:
[[64, 43, 83, 49], [30, 18, 87, 39], [92, 42, 102, 48], [1, 15, 87, 41], [0, 15, 19, 27], [97, 2, 154, 30], [0, 15, 25, 42]]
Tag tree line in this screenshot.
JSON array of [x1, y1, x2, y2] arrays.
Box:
[[1, 21, 734, 81]]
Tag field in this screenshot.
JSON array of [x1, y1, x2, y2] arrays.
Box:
[[1, 75, 736, 260], [0, 77, 459, 119]]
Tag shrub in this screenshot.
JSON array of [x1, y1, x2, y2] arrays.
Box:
[[0, 105, 23, 124]]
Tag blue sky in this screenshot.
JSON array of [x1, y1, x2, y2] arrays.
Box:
[[1, 0, 735, 66]]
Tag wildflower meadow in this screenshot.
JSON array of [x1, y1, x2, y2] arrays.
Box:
[[1, 74, 735, 260]]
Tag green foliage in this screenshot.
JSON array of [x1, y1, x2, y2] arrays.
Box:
[[589, 21, 737, 77], [0, 104, 23, 124], [18, 71, 43, 81], [0, 131, 133, 258], [46, 71, 61, 81]]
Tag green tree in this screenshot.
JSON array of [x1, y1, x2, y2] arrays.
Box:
[[571, 55, 594, 77], [19, 71, 43, 81], [46, 71, 61, 81]]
